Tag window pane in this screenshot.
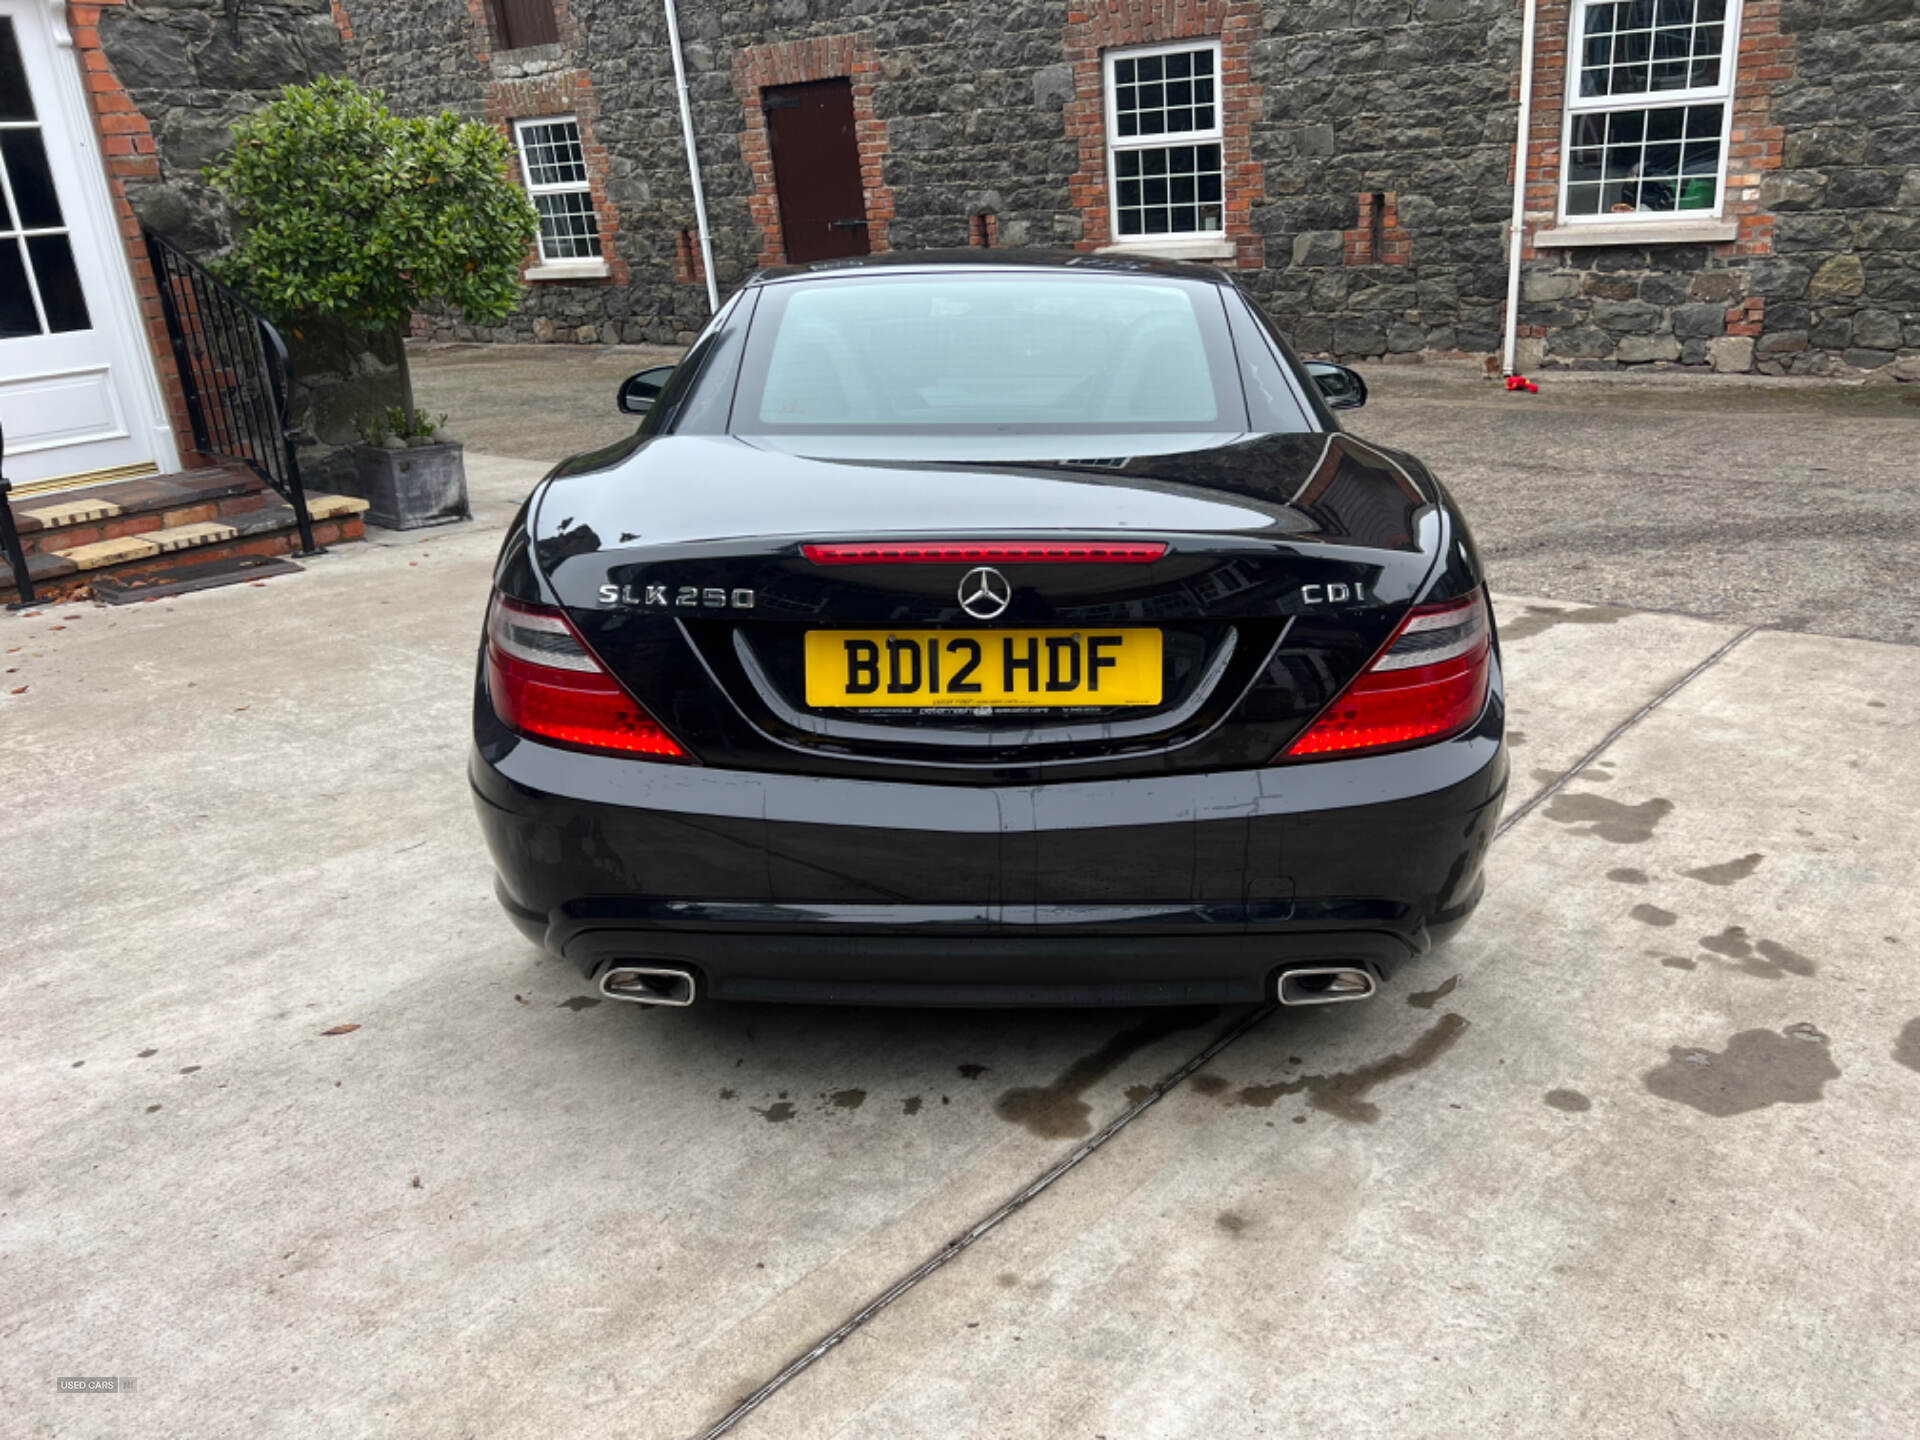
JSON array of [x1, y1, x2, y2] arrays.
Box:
[[1111, 46, 1215, 140], [1, 128, 63, 229], [1580, 0, 1725, 99], [0, 239, 39, 336], [1566, 183, 1605, 216], [518, 120, 587, 187], [0, 18, 34, 123], [26, 233, 88, 331], [1113, 142, 1222, 238], [0, 243, 40, 341], [534, 190, 599, 260]]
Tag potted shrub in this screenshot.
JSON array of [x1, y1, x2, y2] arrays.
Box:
[[354, 407, 467, 530], [207, 77, 538, 528]]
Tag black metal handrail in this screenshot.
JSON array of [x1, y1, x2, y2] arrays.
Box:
[[143, 227, 319, 555], [1, 420, 38, 607]]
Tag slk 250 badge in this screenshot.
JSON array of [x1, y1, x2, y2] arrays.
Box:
[[598, 584, 756, 609]]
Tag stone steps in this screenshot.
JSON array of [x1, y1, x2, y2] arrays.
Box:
[[2, 467, 369, 605]]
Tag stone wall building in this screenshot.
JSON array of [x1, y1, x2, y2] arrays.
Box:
[[333, 0, 1917, 379]]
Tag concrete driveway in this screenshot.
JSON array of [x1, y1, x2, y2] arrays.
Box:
[[5, 382, 1918, 1436]]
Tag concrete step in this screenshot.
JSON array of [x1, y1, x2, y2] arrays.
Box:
[[3, 474, 368, 605]]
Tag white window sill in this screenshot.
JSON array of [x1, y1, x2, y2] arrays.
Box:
[[1097, 237, 1236, 262], [524, 258, 611, 282], [1534, 220, 1739, 248]]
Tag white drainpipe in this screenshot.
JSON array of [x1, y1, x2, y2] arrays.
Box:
[[662, 0, 720, 314], [1503, 0, 1541, 377]]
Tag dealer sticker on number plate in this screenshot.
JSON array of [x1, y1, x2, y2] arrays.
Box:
[[804, 629, 1163, 708]]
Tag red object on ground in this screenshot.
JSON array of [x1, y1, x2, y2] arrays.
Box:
[[1505, 375, 1540, 393]]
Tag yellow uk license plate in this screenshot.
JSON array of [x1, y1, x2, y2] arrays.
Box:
[[804, 629, 1163, 708]]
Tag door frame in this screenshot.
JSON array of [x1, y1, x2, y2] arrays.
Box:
[[3, 0, 180, 494]]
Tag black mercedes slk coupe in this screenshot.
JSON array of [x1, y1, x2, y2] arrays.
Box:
[[471, 251, 1507, 1010]]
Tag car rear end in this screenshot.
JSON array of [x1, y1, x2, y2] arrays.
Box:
[[469, 258, 1506, 1007]]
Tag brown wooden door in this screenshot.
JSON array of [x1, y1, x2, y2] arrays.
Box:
[[762, 79, 869, 263]]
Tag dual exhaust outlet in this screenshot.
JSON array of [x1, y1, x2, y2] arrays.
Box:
[[596, 963, 1378, 1008]]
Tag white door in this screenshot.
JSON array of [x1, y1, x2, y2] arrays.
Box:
[[0, 1, 176, 488]]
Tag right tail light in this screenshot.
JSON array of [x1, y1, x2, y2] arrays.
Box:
[[1278, 589, 1492, 761]]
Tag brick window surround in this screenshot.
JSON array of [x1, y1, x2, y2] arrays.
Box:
[[1063, 0, 1264, 268], [462, 0, 626, 284], [1520, 0, 1791, 260], [732, 34, 894, 267]]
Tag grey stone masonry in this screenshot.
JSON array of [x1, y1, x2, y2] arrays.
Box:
[[325, 0, 1916, 378]]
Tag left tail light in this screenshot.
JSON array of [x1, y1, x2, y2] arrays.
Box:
[[485, 594, 690, 760], [1278, 589, 1492, 761]]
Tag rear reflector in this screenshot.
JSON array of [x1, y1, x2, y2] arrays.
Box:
[[802, 540, 1167, 565], [485, 595, 689, 759], [1280, 589, 1492, 761]]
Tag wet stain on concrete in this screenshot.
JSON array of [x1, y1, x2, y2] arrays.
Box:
[[995, 1272, 1020, 1288], [994, 1009, 1216, 1139], [1544, 1088, 1592, 1112], [1631, 904, 1679, 927], [1123, 1083, 1153, 1106], [1531, 767, 1564, 787], [829, 1088, 866, 1111], [1545, 793, 1674, 844], [1697, 926, 1817, 979], [1215, 1210, 1249, 1235], [753, 1101, 796, 1124], [957, 1064, 990, 1080], [1191, 1072, 1230, 1096], [1233, 1013, 1470, 1123], [718, 1088, 736, 1100], [1608, 868, 1650, 885], [179, 1065, 200, 1075], [1659, 955, 1697, 970], [1642, 1025, 1840, 1117], [1575, 767, 1612, 783], [1507, 730, 1528, 747], [146, 1104, 162, 1114], [901, 1096, 923, 1115], [1408, 974, 1460, 1009], [137, 1048, 158, 1059], [1894, 1021, 1920, 1073], [558, 996, 600, 1011], [1499, 603, 1627, 644], [1682, 853, 1764, 886]]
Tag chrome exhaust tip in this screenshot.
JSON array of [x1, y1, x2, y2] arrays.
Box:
[[1277, 966, 1378, 1007], [598, 965, 696, 1007]]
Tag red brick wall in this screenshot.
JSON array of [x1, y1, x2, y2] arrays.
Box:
[[67, 1, 200, 471], [732, 34, 894, 267], [1061, 0, 1264, 268], [1519, 0, 1792, 261], [1344, 192, 1410, 267]]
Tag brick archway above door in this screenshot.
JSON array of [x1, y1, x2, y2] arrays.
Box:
[[733, 34, 894, 266]]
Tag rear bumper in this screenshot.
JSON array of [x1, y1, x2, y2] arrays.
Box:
[[471, 678, 1506, 1005]]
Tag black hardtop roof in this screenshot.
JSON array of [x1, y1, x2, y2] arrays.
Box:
[[747, 247, 1238, 287]]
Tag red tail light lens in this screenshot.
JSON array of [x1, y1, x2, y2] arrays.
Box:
[[802, 540, 1167, 565], [1279, 590, 1492, 761], [485, 596, 689, 759]]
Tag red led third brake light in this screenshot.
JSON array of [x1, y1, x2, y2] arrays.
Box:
[[802, 541, 1167, 566]]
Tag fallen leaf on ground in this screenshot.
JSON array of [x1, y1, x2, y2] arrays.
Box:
[[9, 686, 25, 695], [320, 1023, 360, 1036]]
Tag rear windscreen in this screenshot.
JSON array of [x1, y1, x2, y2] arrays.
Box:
[[731, 272, 1249, 435]]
